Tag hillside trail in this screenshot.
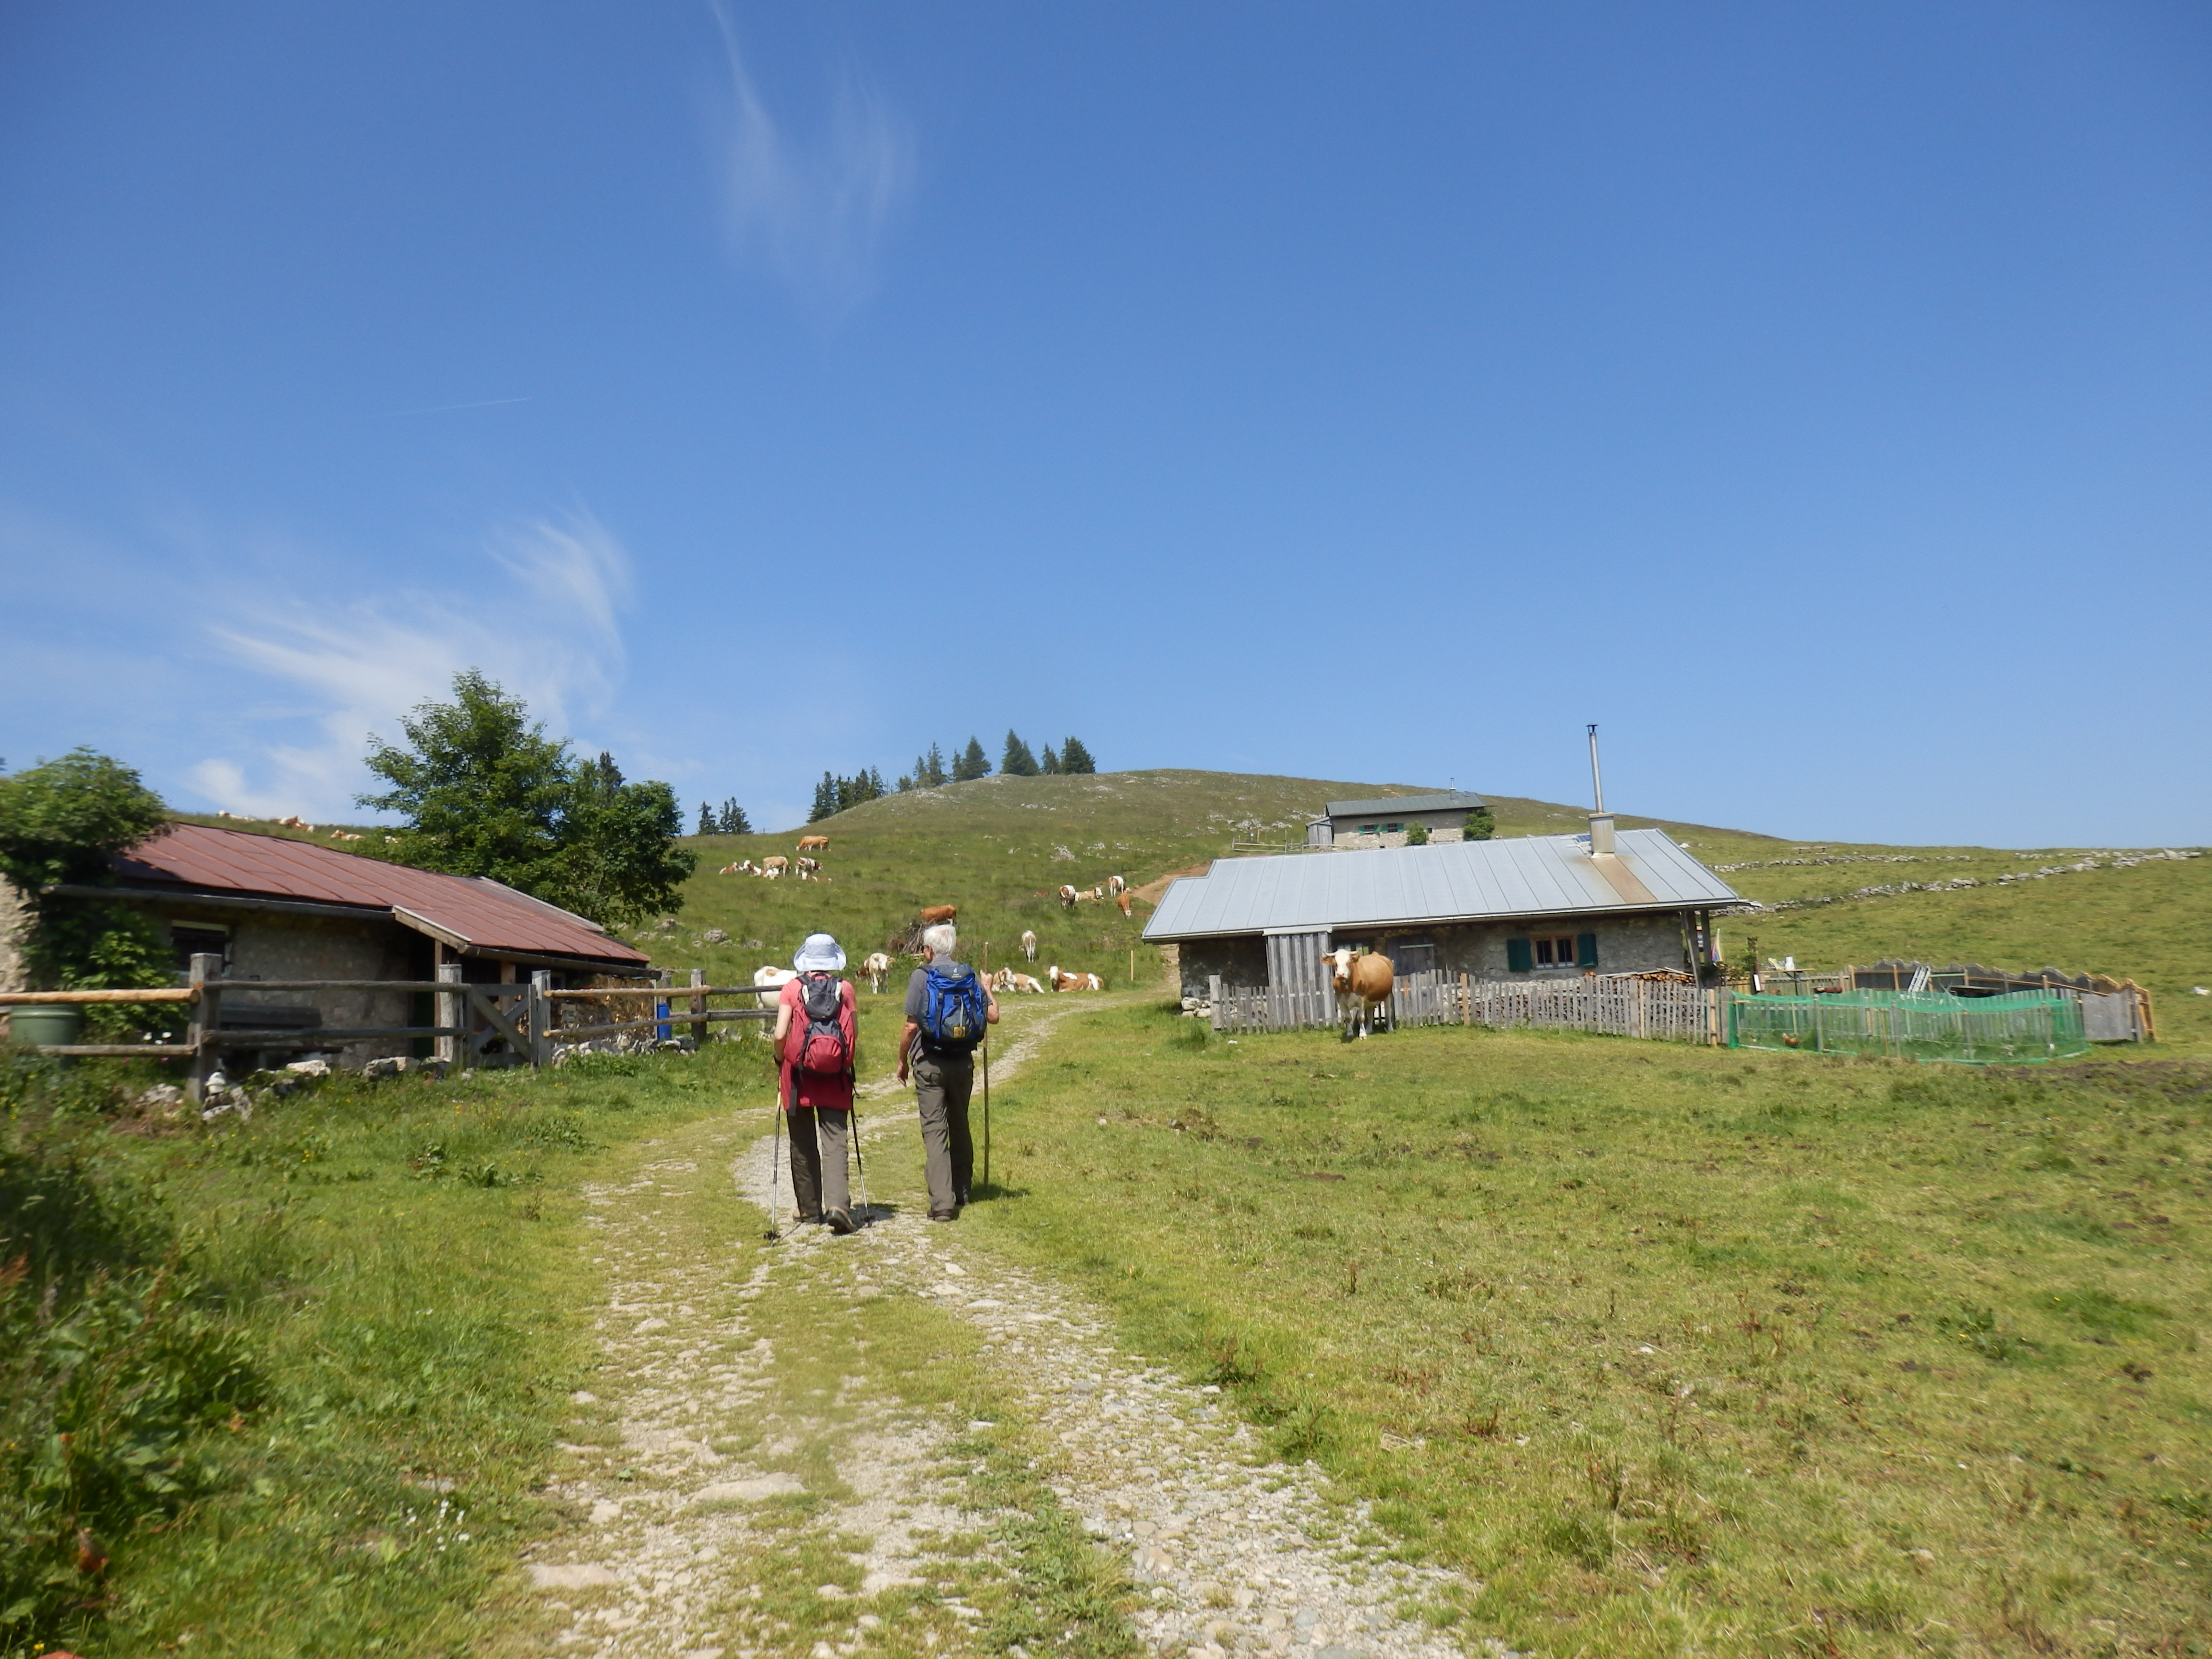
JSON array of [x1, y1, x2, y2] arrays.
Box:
[[522, 995, 1497, 1659]]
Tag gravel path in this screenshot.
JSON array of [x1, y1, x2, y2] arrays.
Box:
[[521, 1000, 1500, 1659]]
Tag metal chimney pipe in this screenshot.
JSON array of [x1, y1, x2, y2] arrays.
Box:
[[1585, 723, 1616, 854]]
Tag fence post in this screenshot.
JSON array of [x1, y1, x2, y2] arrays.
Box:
[[1209, 974, 1224, 1033], [187, 952, 222, 1103], [529, 970, 553, 1069], [435, 961, 463, 1070], [689, 967, 707, 1048]]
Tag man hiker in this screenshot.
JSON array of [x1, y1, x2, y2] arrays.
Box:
[[896, 922, 999, 1221], [773, 933, 860, 1234]]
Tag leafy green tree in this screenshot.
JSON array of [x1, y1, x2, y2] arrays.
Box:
[[0, 749, 173, 990], [556, 755, 694, 927], [1406, 822, 1431, 846], [952, 736, 991, 782], [358, 672, 693, 927], [1040, 744, 1061, 774], [1001, 730, 1039, 777], [1463, 807, 1495, 842], [1058, 735, 1097, 774]]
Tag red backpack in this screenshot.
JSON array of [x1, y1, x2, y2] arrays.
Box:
[[785, 972, 854, 1076]]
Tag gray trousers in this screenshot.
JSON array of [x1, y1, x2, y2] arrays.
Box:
[[912, 1050, 974, 1214], [787, 1106, 850, 1218]]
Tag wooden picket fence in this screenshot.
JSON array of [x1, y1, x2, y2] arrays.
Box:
[[1210, 970, 1721, 1045]]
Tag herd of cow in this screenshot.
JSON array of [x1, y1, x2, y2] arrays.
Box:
[[716, 834, 1116, 996]]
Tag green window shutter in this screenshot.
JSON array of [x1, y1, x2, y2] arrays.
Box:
[[1506, 938, 1533, 973], [1576, 932, 1599, 968]]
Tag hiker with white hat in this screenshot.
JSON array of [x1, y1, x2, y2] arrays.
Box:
[[895, 922, 999, 1221], [772, 933, 860, 1234]]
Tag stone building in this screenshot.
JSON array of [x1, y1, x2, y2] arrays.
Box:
[[1145, 819, 1740, 1001], [1304, 790, 1490, 850], [23, 823, 652, 1067]]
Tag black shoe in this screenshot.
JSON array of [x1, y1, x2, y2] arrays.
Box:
[[929, 1210, 957, 1223], [955, 1188, 972, 1208], [827, 1208, 855, 1235]]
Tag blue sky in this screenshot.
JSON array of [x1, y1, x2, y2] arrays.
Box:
[[2, 2, 2207, 845]]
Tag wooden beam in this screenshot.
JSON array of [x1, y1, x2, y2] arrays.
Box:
[[0, 986, 195, 1005]]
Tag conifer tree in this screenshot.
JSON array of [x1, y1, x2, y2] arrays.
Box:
[[1040, 744, 1060, 774], [1058, 736, 1097, 774], [697, 801, 715, 836], [952, 736, 990, 782], [1001, 730, 1039, 777], [718, 799, 752, 835], [808, 772, 837, 822]]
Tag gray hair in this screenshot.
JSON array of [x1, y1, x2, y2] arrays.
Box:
[[922, 923, 958, 959]]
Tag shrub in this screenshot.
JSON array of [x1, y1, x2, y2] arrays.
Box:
[[0, 1106, 260, 1648], [0, 749, 172, 995]]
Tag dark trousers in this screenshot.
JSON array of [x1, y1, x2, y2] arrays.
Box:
[[913, 1050, 973, 1214], [786, 1106, 850, 1218]]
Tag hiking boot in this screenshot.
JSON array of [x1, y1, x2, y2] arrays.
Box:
[[928, 1209, 957, 1223], [827, 1208, 855, 1235], [792, 1209, 825, 1226]]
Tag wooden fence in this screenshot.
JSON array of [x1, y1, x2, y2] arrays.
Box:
[[0, 954, 778, 1099], [1210, 970, 1722, 1045]]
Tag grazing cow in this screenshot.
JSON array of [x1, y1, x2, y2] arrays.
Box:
[[862, 951, 892, 992], [1115, 890, 1133, 918], [1057, 884, 1080, 909], [1047, 966, 1104, 992], [1021, 929, 1038, 961], [753, 965, 798, 989], [1106, 874, 1126, 896], [796, 834, 830, 854], [760, 855, 789, 876], [796, 856, 820, 877], [1322, 947, 1394, 1041], [917, 905, 958, 926], [999, 970, 1045, 995]]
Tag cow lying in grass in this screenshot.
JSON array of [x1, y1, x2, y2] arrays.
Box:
[[1048, 966, 1104, 992], [1323, 947, 1393, 1040]]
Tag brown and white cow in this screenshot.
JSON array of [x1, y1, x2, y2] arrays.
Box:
[[753, 964, 798, 989], [1020, 929, 1038, 961], [862, 951, 893, 993], [796, 834, 830, 854], [1057, 885, 1081, 909], [760, 855, 789, 877], [1047, 966, 1104, 992], [1073, 886, 1104, 904], [916, 904, 958, 926], [997, 969, 1045, 994], [1105, 874, 1126, 896], [1115, 890, 1133, 918], [796, 856, 821, 880], [1322, 947, 1394, 1041]]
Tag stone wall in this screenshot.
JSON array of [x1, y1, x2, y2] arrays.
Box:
[[188, 907, 433, 1067], [0, 877, 26, 994], [1181, 913, 1692, 996], [1330, 827, 1465, 851], [1174, 934, 1267, 1000]]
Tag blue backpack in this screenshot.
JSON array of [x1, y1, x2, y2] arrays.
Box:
[[920, 964, 987, 1052]]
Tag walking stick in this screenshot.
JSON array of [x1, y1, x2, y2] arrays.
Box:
[[765, 1090, 783, 1242], [981, 1036, 991, 1194]]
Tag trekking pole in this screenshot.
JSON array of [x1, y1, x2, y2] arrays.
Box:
[[850, 1102, 871, 1224], [981, 1036, 991, 1194], [765, 1098, 783, 1241]]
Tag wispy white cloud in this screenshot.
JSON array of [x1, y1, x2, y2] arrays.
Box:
[[190, 509, 634, 820], [710, 5, 915, 316]]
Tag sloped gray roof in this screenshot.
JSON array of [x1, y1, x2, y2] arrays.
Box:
[[1142, 829, 1740, 940], [1322, 790, 1488, 819]]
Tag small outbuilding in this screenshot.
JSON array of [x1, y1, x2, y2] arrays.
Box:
[[1305, 790, 1490, 849], [39, 823, 653, 1068], [1146, 821, 1742, 1001]]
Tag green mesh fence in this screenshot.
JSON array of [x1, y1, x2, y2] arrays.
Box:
[[1728, 989, 2088, 1064]]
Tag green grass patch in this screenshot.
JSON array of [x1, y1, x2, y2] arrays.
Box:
[[957, 1006, 2212, 1656]]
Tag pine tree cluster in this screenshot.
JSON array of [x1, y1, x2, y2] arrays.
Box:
[[809, 768, 888, 822], [893, 732, 1095, 790], [695, 798, 753, 836]]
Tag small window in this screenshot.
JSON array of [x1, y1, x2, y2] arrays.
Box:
[[1359, 823, 1379, 834], [1532, 935, 1576, 965], [171, 925, 230, 973], [1384, 822, 1403, 834]]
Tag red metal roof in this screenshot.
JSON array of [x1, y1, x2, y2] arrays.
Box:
[[110, 824, 652, 968]]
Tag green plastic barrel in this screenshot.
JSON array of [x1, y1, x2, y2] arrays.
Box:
[[7, 1005, 84, 1057]]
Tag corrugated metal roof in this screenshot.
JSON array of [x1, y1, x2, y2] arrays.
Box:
[[1142, 829, 1740, 940], [1322, 790, 1489, 818], [108, 824, 651, 966]]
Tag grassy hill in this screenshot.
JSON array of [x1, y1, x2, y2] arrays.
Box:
[[173, 775, 2209, 1047], [635, 770, 1781, 993]]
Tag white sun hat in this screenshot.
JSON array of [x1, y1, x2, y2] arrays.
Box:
[[793, 933, 846, 973]]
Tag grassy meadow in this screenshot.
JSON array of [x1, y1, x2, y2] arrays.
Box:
[[959, 1005, 2212, 1657]]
